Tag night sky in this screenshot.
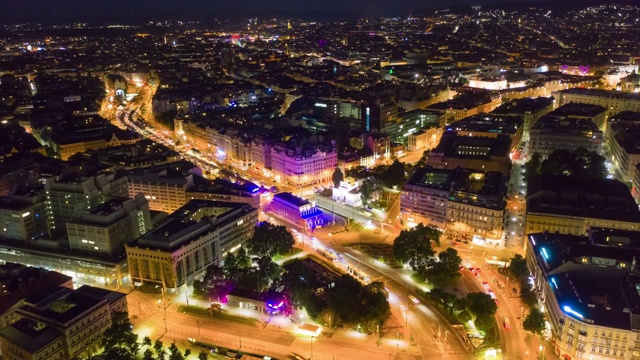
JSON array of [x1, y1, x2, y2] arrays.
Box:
[[0, 0, 557, 22]]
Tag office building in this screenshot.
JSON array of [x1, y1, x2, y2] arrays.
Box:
[[529, 116, 603, 159], [0, 285, 127, 360], [0, 185, 48, 242], [45, 173, 129, 231], [525, 175, 640, 236], [491, 97, 555, 141], [126, 200, 258, 289], [445, 114, 524, 152], [526, 229, 640, 360], [269, 192, 324, 230], [127, 170, 194, 214], [427, 132, 512, 174], [66, 195, 151, 256], [427, 91, 502, 125], [402, 166, 507, 246]]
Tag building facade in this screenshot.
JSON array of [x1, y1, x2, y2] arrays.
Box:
[[529, 116, 603, 159], [526, 230, 640, 360], [126, 200, 258, 289], [269, 192, 324, 230], [66, 195, 152, 256], [554, 88, 640, 118], [491, 96, 555, 142]]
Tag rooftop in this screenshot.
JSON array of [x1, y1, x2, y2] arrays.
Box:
[[547, 103, 607, 118], [445, 114, 523, 135], [432, 132, 511, 159], [0, 318, 61, 354], [273, 192, 311, 208], [532, 116, 600, 132], [561, 88, 640, 101], [528, 231, 640, 330], [526, 175, 640, 222], [492, 97, 555, 115]]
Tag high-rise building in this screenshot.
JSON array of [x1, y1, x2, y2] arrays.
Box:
[[0, 185, 48, 242], [45, 173, 129, 232], [66, 194, 151, 256]]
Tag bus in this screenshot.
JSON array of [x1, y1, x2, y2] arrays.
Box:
[[317, 248, 337, 262], [347, 265, 371, 284]]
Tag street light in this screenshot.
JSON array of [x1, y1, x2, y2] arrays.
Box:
[[539, 345, 545, 360]]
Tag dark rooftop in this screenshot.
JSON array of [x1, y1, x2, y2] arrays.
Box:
[[547, 103, 606, 118], [0, 318, 60, 353], [273, 192, 311, 208], [492, 96, 554, 115], [445, 114, 523, 135]]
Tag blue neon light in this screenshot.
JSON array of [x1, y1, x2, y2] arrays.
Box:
[[563, 305, 584, 319], [541, 248, 549, 260], [551, 278, 558, 289]]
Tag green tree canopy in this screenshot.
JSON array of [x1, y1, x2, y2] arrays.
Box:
[[523, 308, 546, 336], [393, 223, 441, 274], [332, 167, 344, 188], [474, 313, 495, 333], [360, 180, 374, 206], [428, 247, 462, 279], [508, 254, 529, 279], [466, 292, 498, 317], [247, 222, 295, 257], [100, 312, 139, 357]]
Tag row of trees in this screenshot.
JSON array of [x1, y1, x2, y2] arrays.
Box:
[[85, 312, 208, 360], [282, 261, 390, 334], [507, 254, 546, 336], [333, 159, 408, 189], [393, 224, 462, 280], [193, 222, 295, 295], [427, 290, 499, 333]]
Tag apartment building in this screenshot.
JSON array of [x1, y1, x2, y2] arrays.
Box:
[[127, 171, 194, 214], [606, 111, 640, 183], [45, 173, 128, 231], [401, 166, 507, 246], [529, 116, 603, 159], [526, 229, 640, 360], [126, 200, 258, 289], [491, 96, 555, 141], [554, 88, 640, 118], [525, 175, 640, 236]]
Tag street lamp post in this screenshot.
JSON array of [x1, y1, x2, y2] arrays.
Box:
[[197, 320, 200, 337], [310, 336, 314, 359]]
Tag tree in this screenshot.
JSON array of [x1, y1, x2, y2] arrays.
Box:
[[360, 180, 374, 206], [256, 255, 282, 289], [474, 313, 495, 332], [154, 340, 165, 360], [100, 312, 139, 357], [525, 152, 542, 179], [332, 167, 344, 188], [168, 342, 185, 360], [466, 292, 498, 317], [393, 223, 441, 274], [523, 308, 546, 336], [142, 336, 152, 347], [508, 254, 529, 279], [458, 310, 472, 322], [198, 351, 208, 360], [194, 265, 229, 295], [432, 248, 462, 279], [247, 222, 295, 257], [143, 349, 155, 360], [382, 160, 406, 188]]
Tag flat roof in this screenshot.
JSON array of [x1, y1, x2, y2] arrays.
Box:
[[561, 88, 640, 101], [0, 318, 61, 353], [548, 103, 606, 118], [432, 132, 511, 159], [446, 114, 523, 135], [273, 192, 311, 207], [492, 96, 554, 115], [532, 116, 600, 132], [526, 175, 640, 222]]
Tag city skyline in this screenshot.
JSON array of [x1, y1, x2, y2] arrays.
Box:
[[0, 0, 630, 22]]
